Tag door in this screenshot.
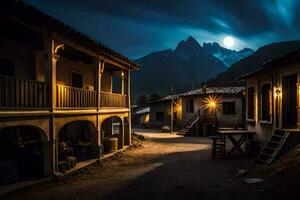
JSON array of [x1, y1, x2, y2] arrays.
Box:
[[282, 74, 298, 128]]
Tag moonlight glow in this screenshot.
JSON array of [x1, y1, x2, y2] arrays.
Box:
[[223, 36, 235, 48]]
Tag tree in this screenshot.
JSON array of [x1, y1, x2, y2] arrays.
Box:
[[149, 93, 161, 102], [137, 95, 148, 106]]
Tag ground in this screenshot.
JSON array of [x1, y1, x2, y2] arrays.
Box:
[[2, 129, 286, 200]]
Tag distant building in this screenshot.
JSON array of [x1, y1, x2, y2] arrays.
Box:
[[179, 86, 245, 136], [132, 86, 245, 135], [0, 1, 140, 186], [240, 49, 300, 143], [133, 96, 182, 130]]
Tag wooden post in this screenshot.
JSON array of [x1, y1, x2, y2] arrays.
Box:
[[97, 59, 105, 109], [127, 71, 132, 145]]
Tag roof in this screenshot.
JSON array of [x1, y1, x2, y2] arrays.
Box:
[[135, 107, 150, 114], [239, 48, 300, 80], [3, 0, 140, 70], [179, 87, 245, 96]]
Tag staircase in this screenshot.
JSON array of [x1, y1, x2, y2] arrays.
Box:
[[178, 109, 201, 136], [256, 129, 290, 164]]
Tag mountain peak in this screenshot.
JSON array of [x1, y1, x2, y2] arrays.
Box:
[[175, 36, 203, 55]]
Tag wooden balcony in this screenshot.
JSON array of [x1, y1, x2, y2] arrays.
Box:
[[0, 76, 128, 110], [0, 75, 49, 108], [100, 91, 127, 108], [56, 84, 97, 108]]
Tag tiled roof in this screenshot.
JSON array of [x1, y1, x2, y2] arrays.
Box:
[[3, 0, 140, 70], [179, 87, 245, 96]]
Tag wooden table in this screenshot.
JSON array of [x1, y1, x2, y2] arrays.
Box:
[[217, 130, 255, 157]]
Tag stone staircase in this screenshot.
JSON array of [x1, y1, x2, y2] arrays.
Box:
[[256, 129, 290, 164], [177, 109, 201, 136]]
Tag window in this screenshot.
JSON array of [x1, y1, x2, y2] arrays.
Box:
[[261, 83, 272, 122], [186, 98, 194, 113], [112, 76, 121, 93], [0, 58, 14, 76], [71, 72, 83, 88], [247, 87, 255, 119], [222, 102, 236, 115], [155, 112, 164, 122]]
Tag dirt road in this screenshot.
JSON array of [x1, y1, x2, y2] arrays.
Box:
[[4, 129, 263, 200]]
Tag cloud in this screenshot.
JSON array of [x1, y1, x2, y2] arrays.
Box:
[[24, 0, 300, 58]]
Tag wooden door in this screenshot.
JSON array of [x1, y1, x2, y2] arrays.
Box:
[[282, 74, 298, 128]]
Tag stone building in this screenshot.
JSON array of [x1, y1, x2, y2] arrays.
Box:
[[240, 49, 300, 143], [132, 86, 245, 135], [179, 86, 245, 136], [0, 1, 140, 186]]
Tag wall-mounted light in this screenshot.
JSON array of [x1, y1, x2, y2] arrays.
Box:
[[274, 87, 281, 97]]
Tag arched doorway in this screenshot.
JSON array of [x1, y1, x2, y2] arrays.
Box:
[[57, 121, 98, 172], [0, 126, 47, 186], [101, 117, 123, 153]]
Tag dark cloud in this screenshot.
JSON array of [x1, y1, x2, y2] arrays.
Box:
[[24, 0, 300, 58]]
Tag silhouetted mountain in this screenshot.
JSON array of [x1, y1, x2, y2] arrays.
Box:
[[207, 40, 300, 86], [203, 42, 254, 66], [132, 36, 227, 98]]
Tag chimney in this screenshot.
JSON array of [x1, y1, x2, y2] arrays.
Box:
[[202, 83, 207, 94]]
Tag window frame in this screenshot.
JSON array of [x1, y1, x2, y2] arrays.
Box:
[[155, 112, 164, 122], [222, 101, 236, 115], [71, 71, 83, 88], [186, 98, 194, 113], [260, 82, 273, 124], [247, 87, 256, 121]]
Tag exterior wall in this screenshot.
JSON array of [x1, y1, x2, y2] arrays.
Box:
[[181, 94, 244, 128], [0, 37, 37, 79], [149, 101, 171, 128], [217, 95, 244, 127], [57, 58, 97, 90], [101, 70, 112, 92], [245, 62, 300, 144]]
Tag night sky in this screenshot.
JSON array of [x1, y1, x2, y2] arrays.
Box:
[[25, 0, 300, 59]]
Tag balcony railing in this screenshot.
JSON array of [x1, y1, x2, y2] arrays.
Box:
[[56, 84, 97, 108], [0, 76, 128, 109], [100, 91, 127, 108], [0, 75, 49, 108]]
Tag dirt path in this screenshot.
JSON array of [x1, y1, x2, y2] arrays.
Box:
[[4, 129, 265, 200]]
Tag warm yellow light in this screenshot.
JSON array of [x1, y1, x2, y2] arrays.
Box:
[[203, 95, 222, 113], [274, 87, 281, 97]]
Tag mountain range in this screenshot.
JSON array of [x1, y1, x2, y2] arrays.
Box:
[[202, 42, 254, 66], [132, 36, 253, 98], [207, 40, 300, 86]]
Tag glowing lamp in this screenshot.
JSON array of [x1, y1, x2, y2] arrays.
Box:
[[274, 87, 281, 97], [203, 95, 221, 113]]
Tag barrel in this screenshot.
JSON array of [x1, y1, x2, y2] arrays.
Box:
[[103, 137, 118, 154]]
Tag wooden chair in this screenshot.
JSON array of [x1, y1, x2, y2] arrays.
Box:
[[66, 156, 77, 168]]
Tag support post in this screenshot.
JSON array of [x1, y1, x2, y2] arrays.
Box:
[[98, 59, 105, 109], [127, 71, 132, 145]]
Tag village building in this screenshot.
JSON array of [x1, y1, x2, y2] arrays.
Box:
[[240, 49, 300, 163], [132, 86, 245, 135], [0, 1, 140, 186], [132, 96, 182, 130], [179, 86, 245, 136]]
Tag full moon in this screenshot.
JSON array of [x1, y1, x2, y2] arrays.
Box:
[[223, 36, 235, 48]]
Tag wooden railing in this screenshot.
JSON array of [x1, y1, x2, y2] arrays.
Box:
[[100, 91, 127, 108], [0, 75, 49, 108], [56, 84, 97, 108]]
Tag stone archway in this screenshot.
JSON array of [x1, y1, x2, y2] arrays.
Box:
[[0, 125, 50, 186], [56, 120, 99, 173], [101, 116, 123, 153]]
